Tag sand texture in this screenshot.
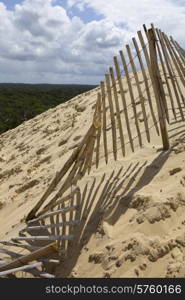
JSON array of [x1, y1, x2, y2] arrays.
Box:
[[0, 32, 185, 278]]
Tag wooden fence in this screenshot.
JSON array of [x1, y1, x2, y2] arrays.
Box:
[[0, 24, 184, 278]]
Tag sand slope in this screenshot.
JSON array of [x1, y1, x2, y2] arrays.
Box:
[[0, 71, 185, 278]]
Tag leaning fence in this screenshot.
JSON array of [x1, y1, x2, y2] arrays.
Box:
[[0, 24, 184, 278]]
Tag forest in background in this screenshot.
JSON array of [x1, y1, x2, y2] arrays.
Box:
[[0, 83, 96, 134]]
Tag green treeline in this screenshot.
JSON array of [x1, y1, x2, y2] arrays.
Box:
[[0, 83, 97, 134]]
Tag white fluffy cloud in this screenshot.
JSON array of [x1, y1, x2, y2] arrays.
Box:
[[68, 0, 185, 42], [0, 0, 184, 84]]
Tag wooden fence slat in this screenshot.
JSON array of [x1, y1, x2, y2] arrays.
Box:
[[0, 262, 43, 277], [163, 33, 185, 82], [33, 271, 55, 278], [155, 28, 179, 119], [73, 187, 81, 237], [0, 248, 22, 258], [23, 220, 80, 232], [40, 259, 60, 264], [56, 145, 88, 195], [95, 92, 102, 168], [38, 187, 79, 215], [156, 30, 184, 119], [113, 56, 134, 152], [67, 186, 75, 250], [132, 37, 161, 131], [126, 44, 150, 143], [50, 209, 55, 236], [26, 123, 97, 221], [137, 30, 151, 69], [150, 31, 170, 123], [0, 242, 57, 273], [138, 29, 176, 121], [12, 235, 74, 242], [109, 66, 126, 156], [27, 206, 78, 223], [47, 98, 100, 198], [155, 42, 170, 122], [156, 29, 184, 121], [0, 241, 33, 251], [148, 27, 170, 150], [55, 204, 61, 246], [172, 39, 185, 61], [105, 73, 117, 160], [87, 129, 97, 174], [100, 81, 108, 164], [79, 183, 88, 221], [173, 39, 185, 58], [162, 33, 185, 108], [38, 128, 97, 217], [87, 94, 101, 173], [119, 50, 143, 147], [170, 37, 185, 67], [60, 203, 67, 252], [155, 37, 176, 119]]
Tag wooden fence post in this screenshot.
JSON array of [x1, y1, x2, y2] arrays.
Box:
[[148, 27, 170, 150]]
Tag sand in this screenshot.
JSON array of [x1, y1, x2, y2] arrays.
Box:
[[0, 67, 185, 278]]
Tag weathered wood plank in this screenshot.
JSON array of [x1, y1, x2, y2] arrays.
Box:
[[126, 44, 150, 143], [119, 50, 142, 147], [138, 29, 176, 121], [100, 81, 108, 164], [148, 27, 169, 150], [132, 37, 160, 132], [23, 220, 80, 232], [27, 206, 78, 223], [162, 32, 185, 109], [95, 92, 102, 168], [109, 66, 126, 156], [170, 37, 185, 70], [113, 56, 134, 152], [0, 262, 42, 277], [156, 28, 184, 121], [39, 186, 79, 214], [163, 33, 185, 83], [105, 73, 117, 160], [12, 235, 74, 242]]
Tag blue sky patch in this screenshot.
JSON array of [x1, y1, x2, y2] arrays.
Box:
[[1, 0, 20, 10]]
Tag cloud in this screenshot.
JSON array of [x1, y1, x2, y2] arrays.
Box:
[[0, 0, 184, 84], [68, 0, 185, 44]]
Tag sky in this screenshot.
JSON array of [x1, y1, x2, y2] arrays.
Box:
[[0, 0, 184, 84]]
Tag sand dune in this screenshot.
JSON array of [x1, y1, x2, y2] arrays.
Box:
[[0, 30, 185, 278]]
